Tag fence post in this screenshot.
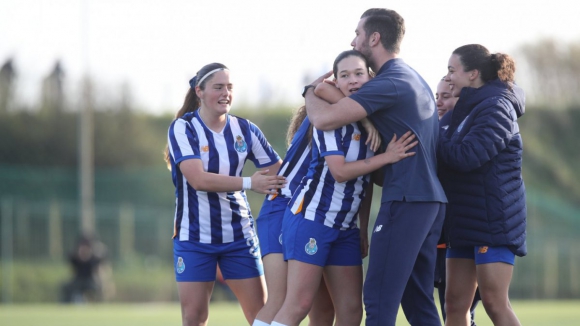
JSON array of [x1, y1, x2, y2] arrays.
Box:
[[49, 198, 63, 260], [570, 246, 579, 297], [1, 197, 14, 304], [157, 215, 170, 257], [119, 202, 135, 258], [15, 204, 30, 257], [543, 241, 559, 298]]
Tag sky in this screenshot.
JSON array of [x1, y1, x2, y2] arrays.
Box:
[[1, 0, 579, 115]]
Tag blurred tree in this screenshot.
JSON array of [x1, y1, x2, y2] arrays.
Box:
[[0, 58, 16, 114], [518, 39, 580, 108], [40, 60, 66, 116]]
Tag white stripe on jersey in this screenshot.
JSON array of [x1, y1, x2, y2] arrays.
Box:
[[290, 123, 373, 230], [169, 111, 279, 244], [250, 130, 275, 166], [278, 147, 310, 198], [180, 178, 190, 241]]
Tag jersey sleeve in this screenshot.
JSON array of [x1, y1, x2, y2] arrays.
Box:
[[314, 127, 344, 157], [247, 122, 281, 168], [167, 118, 201, 164], [349, 77, 399, 116]]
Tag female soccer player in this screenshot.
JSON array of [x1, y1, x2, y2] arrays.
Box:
[[165, 62, 286, 326], [436, 76, 458, 119], [439, 44, 526, 326], [253, 57, 382, 326], [270, 50, 418, 326]]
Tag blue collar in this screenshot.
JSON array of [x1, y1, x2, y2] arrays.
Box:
[[376, 58, 404, 75]]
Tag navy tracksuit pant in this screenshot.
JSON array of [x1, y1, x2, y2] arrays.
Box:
[[364, 201, 446, 326]]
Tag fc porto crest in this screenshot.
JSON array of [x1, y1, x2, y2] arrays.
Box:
[[246, 236, 260, 257], [176, 256, 185, 274], [305, 238, 318, 255], [234, 135, 247, 153]]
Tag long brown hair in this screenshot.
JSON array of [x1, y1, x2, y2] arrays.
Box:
[[286, 105, 312, 147]]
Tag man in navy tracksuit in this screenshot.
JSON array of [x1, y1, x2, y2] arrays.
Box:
[[305, 8, 447, 326]]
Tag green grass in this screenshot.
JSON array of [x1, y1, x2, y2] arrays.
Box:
[[0, 300, 579, 326]]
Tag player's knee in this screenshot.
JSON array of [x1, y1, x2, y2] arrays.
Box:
[[291, 297, 315, 319], [335, 302, 362, 324], [182, 310, 208, 326], [480, 296, 509, 318], [444, 297, 471, 316], [265, 293, 286, 311], [183, 314, 208, 326], [308, 309, 335, 326]]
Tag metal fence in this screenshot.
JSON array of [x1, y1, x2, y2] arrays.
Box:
[[0, 169, 579, 302]]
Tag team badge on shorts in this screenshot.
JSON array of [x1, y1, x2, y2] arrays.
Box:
[[305, 238, 318, 255], [246, 236, 260, 257], [176, 257, 185, 274], [234, 135, 247, 153], [279, 233, 283, 245]]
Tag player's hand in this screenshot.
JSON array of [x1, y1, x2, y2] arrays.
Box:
[[383, 131, 418, 164], [309, 70, 333, 88], [360, 118, 382, 152], [323, 79, 337, 87], [250, 170, 286, 195]]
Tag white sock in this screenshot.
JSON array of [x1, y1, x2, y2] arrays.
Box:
[[252, 320, 270, 326], [270, 322, 288, 326]]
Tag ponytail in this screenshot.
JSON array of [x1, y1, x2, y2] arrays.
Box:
[[286, 105, 313, 148], [164, 87, 201, 169], [490, 53, 516, 85]]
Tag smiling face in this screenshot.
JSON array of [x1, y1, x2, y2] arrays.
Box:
[[196, 70, 233, 116], [445, 54, 476, 98], [435, 79, 457, 118], [334, 55, 371, 96]]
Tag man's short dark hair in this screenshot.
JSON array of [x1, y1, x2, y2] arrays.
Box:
[[361, 8, 405, 54]]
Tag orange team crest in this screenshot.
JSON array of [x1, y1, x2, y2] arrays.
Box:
[[352, 133, 361, 141], [201, 145, 209, 152], [478, 246, 489, 254]]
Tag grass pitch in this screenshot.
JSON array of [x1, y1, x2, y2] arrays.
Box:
[[0, 300, 579, 326]]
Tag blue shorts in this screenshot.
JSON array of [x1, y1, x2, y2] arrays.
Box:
[[173, 237, 264, 282], [282, 210, 362, 267], [447, 246, 515, 265], [256, 196, 289, 257]]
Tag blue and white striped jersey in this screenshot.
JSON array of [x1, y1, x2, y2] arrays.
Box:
[[267, 116, 311, 201], [289, 122, 374, 230], [168, 110, 280, 244]]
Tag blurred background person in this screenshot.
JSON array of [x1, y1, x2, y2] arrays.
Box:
[[60, 234, 113, 303]]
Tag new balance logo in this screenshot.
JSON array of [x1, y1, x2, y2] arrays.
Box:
[[374, 225, 383, 233]]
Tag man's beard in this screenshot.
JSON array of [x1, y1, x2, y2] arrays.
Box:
[[358, 42, 376, 70]]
